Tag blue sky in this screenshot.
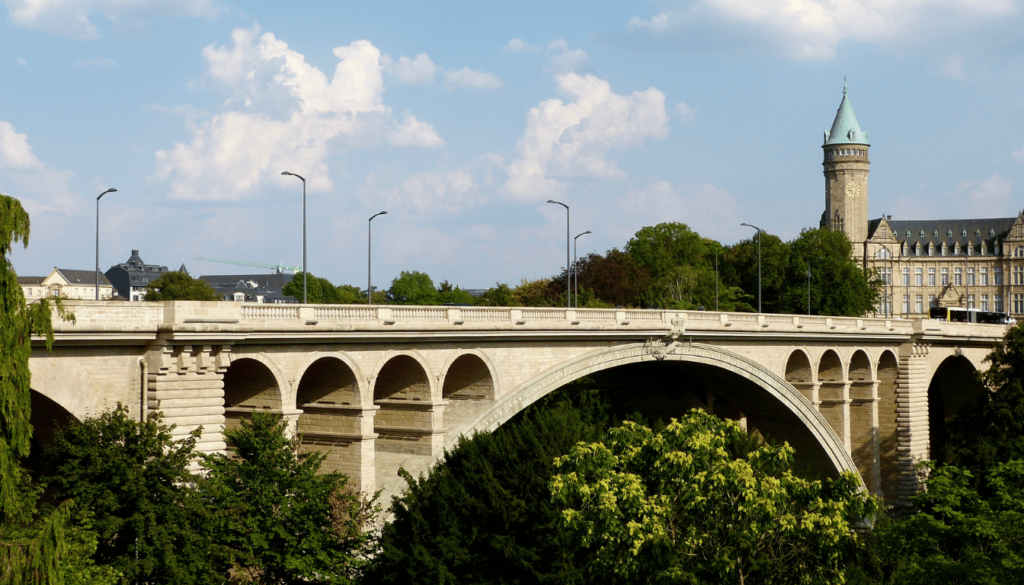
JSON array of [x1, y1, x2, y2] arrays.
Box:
[[3, 0, 1024, 291]]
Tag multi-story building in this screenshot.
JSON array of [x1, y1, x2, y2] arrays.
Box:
[[199, 273, 297, 303], [820, 84, 1024, 318], [18, 268, 114, 301], [104, 249, 171, 301]]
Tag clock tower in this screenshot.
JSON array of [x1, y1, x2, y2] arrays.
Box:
[[821, 82, 870, 244]]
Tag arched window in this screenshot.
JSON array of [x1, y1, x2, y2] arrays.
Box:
[[876, 247, 891, 260], [902, 242, 909, 256]]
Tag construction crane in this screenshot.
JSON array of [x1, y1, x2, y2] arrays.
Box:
[[194, 257, 302, 274]]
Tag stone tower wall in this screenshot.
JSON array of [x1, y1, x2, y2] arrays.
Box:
[[823, 145, 870, 244]]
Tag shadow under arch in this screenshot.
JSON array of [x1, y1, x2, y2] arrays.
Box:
[[928, 355, 985, 463], [876, 350, 900, 500], [222, 357, 285, 432], [457, 342, 861, 484], [784, 350, 813, 403], [441, 352, 496, 401], [26, 389, 77, 474]]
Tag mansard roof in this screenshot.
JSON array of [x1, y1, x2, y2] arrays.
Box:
[[824, 82, 869, 146], [868, 217, 1017, 248], [56, 268, 111, 286]]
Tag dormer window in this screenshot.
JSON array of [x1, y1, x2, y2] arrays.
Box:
[[947, 230, 953, 237], [990, 229, 996, 237], [962, 230, 968, 237], [954, 242, 960, 255], [967, 242, 973, 256], [906, 230, 912, 238], [915, 242, 922, 256], [941, 242, 948, 256], [928, 242, 935, 256], [920, 230, 925, 238], [902, 242, 909, 256], [982, 241, 988, 255]]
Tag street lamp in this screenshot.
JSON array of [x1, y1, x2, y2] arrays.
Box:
[[806, 263, 812, 315], [368, 211, 387, 305], [547, 200, 570, 309], [95, 188, 117, 300], [573, 230, 591, 309], [281, 171, 307, 304], [879, 244, 894, 317], [740, 223, 762, 313]]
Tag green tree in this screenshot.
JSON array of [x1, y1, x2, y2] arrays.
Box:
[[145, 271, 220, 301], [511, 277, 557, 307], [476, 282, 514, 307], [388, 271, 438, 305], [335, 284, 364, 304], [0, 193, 77, 584], [436, 281, 474, 305], [721, 232, 789, 313], [550, 410, 874, 585], [780, 228, 880, 316], [626, 222, 708, 281], [200, 413, 376, 584], [283, 273, 344, 304], [40, 405, 227, 584], [574, 250, 652, 307], [364, 389, 640, 585]]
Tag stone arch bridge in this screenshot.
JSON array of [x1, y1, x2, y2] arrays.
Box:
[[29, 301, 1005, 504]]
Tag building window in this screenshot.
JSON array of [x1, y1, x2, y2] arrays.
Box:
[[877, 267, 891, 285], [955, 267, 962, 286], [902, 242, 909, 256], [954, 243, 960, 255], [902, 294, 910, 314], [996, 268, 1004, 285], [915, 295, 923, 314], [968, 243, 973, 256], [981, 267, 988, 286], [929, 268, 936, 286], [929, 294, 937, 308], [928, 243, 935, 257], [1016, 247, 1024, 258], [1015, 293, 1024, 315], [876, 248, 891, 260], [915, 268, 923, 286], [903, 268, 910, 286], [996, 294, 1004, 312], [967, 267, 975, 286], [942, 268, 949, 286], [1015, 266, 1024, 286], [941, 243, 948, 256], [968, 294, 975, 310], [982, 294, 989, 312]]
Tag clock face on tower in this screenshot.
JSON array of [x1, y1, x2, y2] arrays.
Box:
[[845, 184, 861, 199]]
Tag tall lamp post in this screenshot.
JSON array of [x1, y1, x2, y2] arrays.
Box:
[[547, 200, 570, 309], [280, 171, 307, 304], [573, 230, 591, 308], [879, 244, 894, 317], [806, 263, 812, 315], [368, 211, 387, 305], [95, 188, 117, 300], [740, 223, 762, 313]]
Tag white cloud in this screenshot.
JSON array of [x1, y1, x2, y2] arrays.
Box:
[[1012, 146, 1024, 162], [674, 101, 696, 122], [619, 0, 1019, 60], [152, 27, 443, 201], [504, 72, 669, 201], [612, 180, 741, 242], [379, 52, 438, 84], [546, 38, 589, 73], [2, 0, 222, 39], [504, 38, 540, 53], [76, 56, 114, 68], [0, 120, 43, 170], [382, 169, 478, 212], [962, 174, 1012, 207], [389, 114, 444, 147], [443, 67, 503, 89], [0, 119, 79, 216]]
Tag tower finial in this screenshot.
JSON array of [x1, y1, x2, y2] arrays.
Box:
[[843, 76, 847, 96]]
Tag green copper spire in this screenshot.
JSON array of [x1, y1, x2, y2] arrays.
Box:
[[824, 80, 869, 146]]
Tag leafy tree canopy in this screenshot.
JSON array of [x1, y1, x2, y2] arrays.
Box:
[[626, 222, 708, 281], [200, 413, 377, 584], [476, 282, 515, 307], [388, 271, 438, 305], [283, 272, 347, 304], [550, 410, 874, 585], [41, 405, 227, 584], [720, 232, 789, 313], [145, 271, 220, 301], [574, 250, 652, 307]]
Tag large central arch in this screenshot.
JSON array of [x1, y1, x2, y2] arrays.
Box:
[[454, 341, 861, 483]]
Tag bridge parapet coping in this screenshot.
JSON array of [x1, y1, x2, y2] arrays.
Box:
[[48, 300, 1006, 340]]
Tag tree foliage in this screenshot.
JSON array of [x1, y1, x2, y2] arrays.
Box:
[[388, 271, 438, 305], [144, 271, 220, 301], [626, 223, 707, 281], [550, 410, 874, 585], [200, 412, 377, 584], [779, 229, 880, 316], [283, 272, 349, 304], [40, 405, 226, 584]]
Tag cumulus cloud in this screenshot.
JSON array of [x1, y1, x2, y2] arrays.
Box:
[[504, 38, 540, 53], [76, 56, 114, 68], [612, 179, 741, 242], [546, 38, 589, 73], [0, 119, 79, 215], [443, 67, 503, 89], [504, 72, 669, 201], [613, 0, 1019, 60], [152, 26, 444, 202], [379, 52, 438, 84], [374, 169, 479, 212], [674, 101, 696, 122], [2, 0, 222, 39]]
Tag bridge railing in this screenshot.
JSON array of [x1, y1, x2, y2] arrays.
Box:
[[52, 300, 1011, 340]]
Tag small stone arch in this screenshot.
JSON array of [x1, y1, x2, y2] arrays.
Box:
[[456, 342, 860, 484], [928, 355, 984, 462], [848, 350, 876, 493], [26, 389, 77, 474], [373, 353, 440, 461], [370, 349, 436, 400], [440, 352, 497, 401], [784, 350, 813, 403], [222, 357, 285, 432], [816, 350, 846, 440], [296, 356, 362, 408]]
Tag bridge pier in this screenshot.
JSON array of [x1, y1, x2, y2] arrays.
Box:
[[145, 344, 229, 455], [897, 344, 931, 501]]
